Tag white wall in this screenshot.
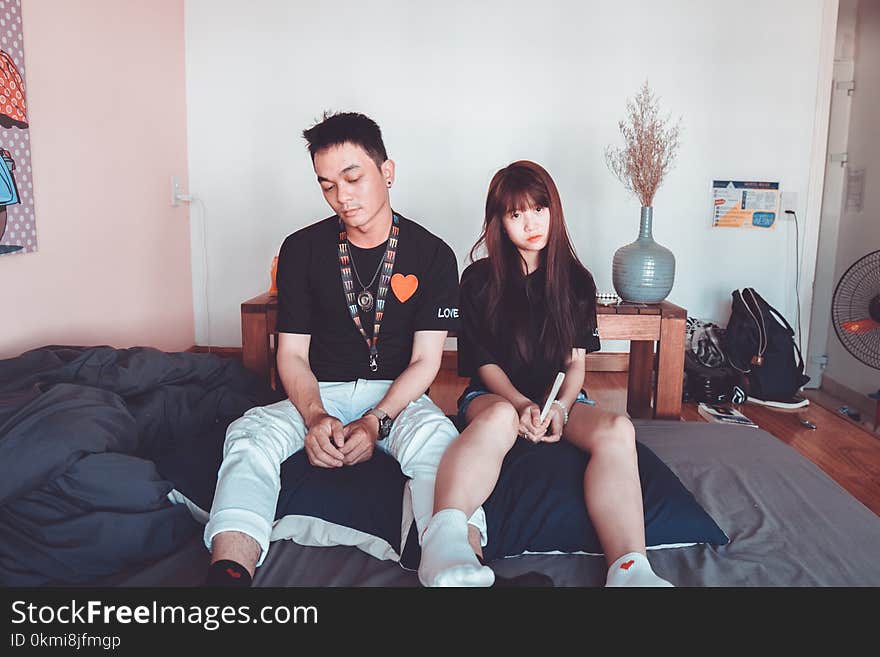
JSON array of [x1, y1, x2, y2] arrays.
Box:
[[185, 0, 829, 349], [824, 0, 880, 394]]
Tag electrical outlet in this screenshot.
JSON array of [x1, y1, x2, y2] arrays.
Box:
[[781, 191, 798, 215], [171, 175, 182, 207]]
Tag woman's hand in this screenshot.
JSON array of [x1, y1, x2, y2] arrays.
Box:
[[515, 401, 550, 443], [541, 403, 566, 443]]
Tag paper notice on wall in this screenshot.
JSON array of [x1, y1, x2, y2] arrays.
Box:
[[845, 168, 865, 213], [711, 180, 780, 228]]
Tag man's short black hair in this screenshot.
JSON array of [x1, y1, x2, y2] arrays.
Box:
[[302, 111, 388, 169]]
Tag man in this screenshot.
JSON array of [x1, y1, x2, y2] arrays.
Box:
[[204, 111, 492, 587]]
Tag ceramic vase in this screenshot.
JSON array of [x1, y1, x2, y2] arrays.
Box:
[[611, 206, 675, 303]]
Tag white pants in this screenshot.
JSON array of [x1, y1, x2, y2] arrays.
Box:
[[204, 379, 487, 566]]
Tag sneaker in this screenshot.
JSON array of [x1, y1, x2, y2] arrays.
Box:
[[746, 394, 810, 410]]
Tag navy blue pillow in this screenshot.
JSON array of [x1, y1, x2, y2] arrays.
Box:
[[272, 450, 410, 561], [479, 438, 729, 562]]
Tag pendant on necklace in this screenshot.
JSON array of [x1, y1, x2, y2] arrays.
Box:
[[357, 289, 375, 312]]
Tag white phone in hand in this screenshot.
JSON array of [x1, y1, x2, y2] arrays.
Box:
[[539, 372, 566, 422]]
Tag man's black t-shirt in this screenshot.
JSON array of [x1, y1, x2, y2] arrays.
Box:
[[276, 213, 460, 382], [457, 258, 601, 401]]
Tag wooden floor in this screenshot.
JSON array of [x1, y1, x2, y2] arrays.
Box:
[[430, 369, 880, 517]]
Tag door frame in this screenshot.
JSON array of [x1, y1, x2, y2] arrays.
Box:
[[802, 0, 843, 387]]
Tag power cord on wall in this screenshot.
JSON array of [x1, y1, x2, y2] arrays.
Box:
[[785, 209, 802, 354], [175, 188, 211, 353], [195, 198, 211, 353]]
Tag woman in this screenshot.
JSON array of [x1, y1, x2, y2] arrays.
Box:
[[418, 161, 672, 587]]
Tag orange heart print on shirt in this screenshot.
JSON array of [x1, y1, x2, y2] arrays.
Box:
[[391, 274, 418, 302]]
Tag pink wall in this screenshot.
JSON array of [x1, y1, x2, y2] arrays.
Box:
[[0, 0, 193, 359]]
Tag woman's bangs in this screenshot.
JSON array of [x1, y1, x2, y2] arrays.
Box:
[[494, 176, 548, 217]]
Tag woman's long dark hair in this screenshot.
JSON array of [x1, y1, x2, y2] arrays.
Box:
[[469, 160, 597, 369]]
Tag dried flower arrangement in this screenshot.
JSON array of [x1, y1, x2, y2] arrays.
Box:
[[605, 81, 682, 208]]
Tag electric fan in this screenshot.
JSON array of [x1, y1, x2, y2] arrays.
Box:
[[831, 250, 880, 370]]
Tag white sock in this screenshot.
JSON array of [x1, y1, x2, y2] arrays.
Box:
[[418, 508, 495, 587], [605, 552, 674, 587]]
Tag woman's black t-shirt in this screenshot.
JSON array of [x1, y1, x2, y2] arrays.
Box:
[[457, 258, 600, 402]]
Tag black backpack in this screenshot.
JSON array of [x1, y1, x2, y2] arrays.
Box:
[[723, 288, 810, 402]]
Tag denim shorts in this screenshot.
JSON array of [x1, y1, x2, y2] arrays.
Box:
[[456, 386, 596, 428]]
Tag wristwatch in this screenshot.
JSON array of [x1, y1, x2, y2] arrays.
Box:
[[363, 407, 393, 440]]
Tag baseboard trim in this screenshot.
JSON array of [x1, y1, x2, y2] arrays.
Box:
[[819, 375, 875, 419], [189, 346, 243, 359]]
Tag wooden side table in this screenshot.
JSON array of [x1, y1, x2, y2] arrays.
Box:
[[240, 292, 278, 381], [241, 293, 686, 420], [595, 301, 687, 420]]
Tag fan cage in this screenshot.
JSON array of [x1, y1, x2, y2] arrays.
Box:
[[831, 250, 880, 370]]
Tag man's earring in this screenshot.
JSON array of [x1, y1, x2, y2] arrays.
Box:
[[387, 181, 392, 187]]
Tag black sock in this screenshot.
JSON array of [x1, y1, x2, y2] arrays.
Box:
[[205, 560, 253, 588], [492, 571, 556, 587], [477, 556, 554, 587]]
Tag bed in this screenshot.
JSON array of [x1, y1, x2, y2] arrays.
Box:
[[3, 346, 879, 587], [112, 418, 880, 588]]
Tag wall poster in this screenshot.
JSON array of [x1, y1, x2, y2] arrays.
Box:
[[0, 0, 33, 256]]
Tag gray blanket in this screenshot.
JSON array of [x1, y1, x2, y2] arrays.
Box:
[[0, 346, 278, 585]]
